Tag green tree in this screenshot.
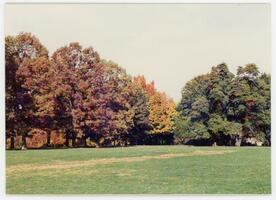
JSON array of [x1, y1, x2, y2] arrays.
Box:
[[176, 63, 268, 146], [228, 64, 270, 145]]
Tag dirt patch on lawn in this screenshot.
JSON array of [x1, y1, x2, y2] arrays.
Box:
[[6, 149, 234, 175], [114, 169, 137, 177]]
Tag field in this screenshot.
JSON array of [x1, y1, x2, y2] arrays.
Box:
[[6, 146, 271, 194]]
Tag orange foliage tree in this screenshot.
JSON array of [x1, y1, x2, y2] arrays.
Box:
[[5, 33, 177, 149]]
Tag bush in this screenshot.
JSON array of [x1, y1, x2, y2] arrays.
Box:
[[26, 129, 47, 149], [50, 130, 66, 147]]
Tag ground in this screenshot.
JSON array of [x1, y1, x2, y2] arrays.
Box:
[[6, 146, 271, 194]]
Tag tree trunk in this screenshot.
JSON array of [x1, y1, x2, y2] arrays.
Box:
[[84, 137, 87, 147], [72, 136, 76, 147], [10, 134, 15, 149], [235, 137, 241, 146], [65, 131, 69, 147], [65, 139, 69, 147], [22, 133, 27, 150], [47, 130, 51, 148]]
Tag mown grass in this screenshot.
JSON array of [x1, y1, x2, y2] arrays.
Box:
[[6, 146, 271, 194]]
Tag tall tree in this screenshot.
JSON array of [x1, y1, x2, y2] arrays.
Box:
[[176, 63, 270, 146], [51, 43, 84, 147], [130, 76, 151, 144], [228, 64, 270, 145], [148, 91, 176, 144], [176, 73, 211, 143], [6, 32, 49, 149], [16, 57, 55, 147], [99, 60, 135, 146]]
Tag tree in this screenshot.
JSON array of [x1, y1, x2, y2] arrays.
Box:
[[129, 76, 151, 145], [99, 60, 135, 146], [228, 64, 270, 145], [176, 72, 211, 143], [208, 114, 242, 146], [177, 63, 270, 146], [6, 32, 49, 149], [51, 42, 87, 147], [8, 32, 269, 148], [16, 57, 55, 147], [258, 73, 271, 145], [6, 36, 19, 149], [148, 91, 176, 144]]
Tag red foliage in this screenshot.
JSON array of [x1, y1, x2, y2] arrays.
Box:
[[50, 130, 66, 146], [26, 129, 47, 148], [133, 75, 156, 96], [147, 81, 155, 96], [133, 75, 147, 90]]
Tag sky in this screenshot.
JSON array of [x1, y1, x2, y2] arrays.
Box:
[[5, 3, 271, 102]]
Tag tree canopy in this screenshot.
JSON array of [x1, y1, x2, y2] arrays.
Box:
[[176, 63, 270, 146], [6, 33, 176, 149], [5, 33, 270, 149]]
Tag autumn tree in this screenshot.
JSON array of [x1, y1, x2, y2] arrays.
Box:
[[129, 76, 151, 144], [51, 43, 102, 147], [16, 57, 55, 147], [50, 42, 136, 147], [6, 36, 19, 149], [148, 91, 176, 144], [5, 32, 49, 149], [98, 60, 135, 146]]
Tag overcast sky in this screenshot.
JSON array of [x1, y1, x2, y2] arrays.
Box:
[[5, 3, 271, 102]]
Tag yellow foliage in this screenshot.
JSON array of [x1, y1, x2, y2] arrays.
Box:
[[149, 92, 177, 135]]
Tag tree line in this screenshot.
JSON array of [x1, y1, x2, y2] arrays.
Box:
[[5, 33, 270, 149], [6, 33, 176, 149]]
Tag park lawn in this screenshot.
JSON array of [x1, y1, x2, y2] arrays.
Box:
[[6, 146, 271, 194]]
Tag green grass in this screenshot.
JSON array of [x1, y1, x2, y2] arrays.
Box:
[[6, 146, 271, 194]]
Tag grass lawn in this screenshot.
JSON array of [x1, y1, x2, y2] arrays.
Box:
[[6, 146, 271, 194]]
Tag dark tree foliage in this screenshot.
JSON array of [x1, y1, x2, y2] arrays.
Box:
[[176, 63, 270, 146], [129, 76, 151, 145], [228, 64, 271, 145], [6, 33, 49, 149]]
